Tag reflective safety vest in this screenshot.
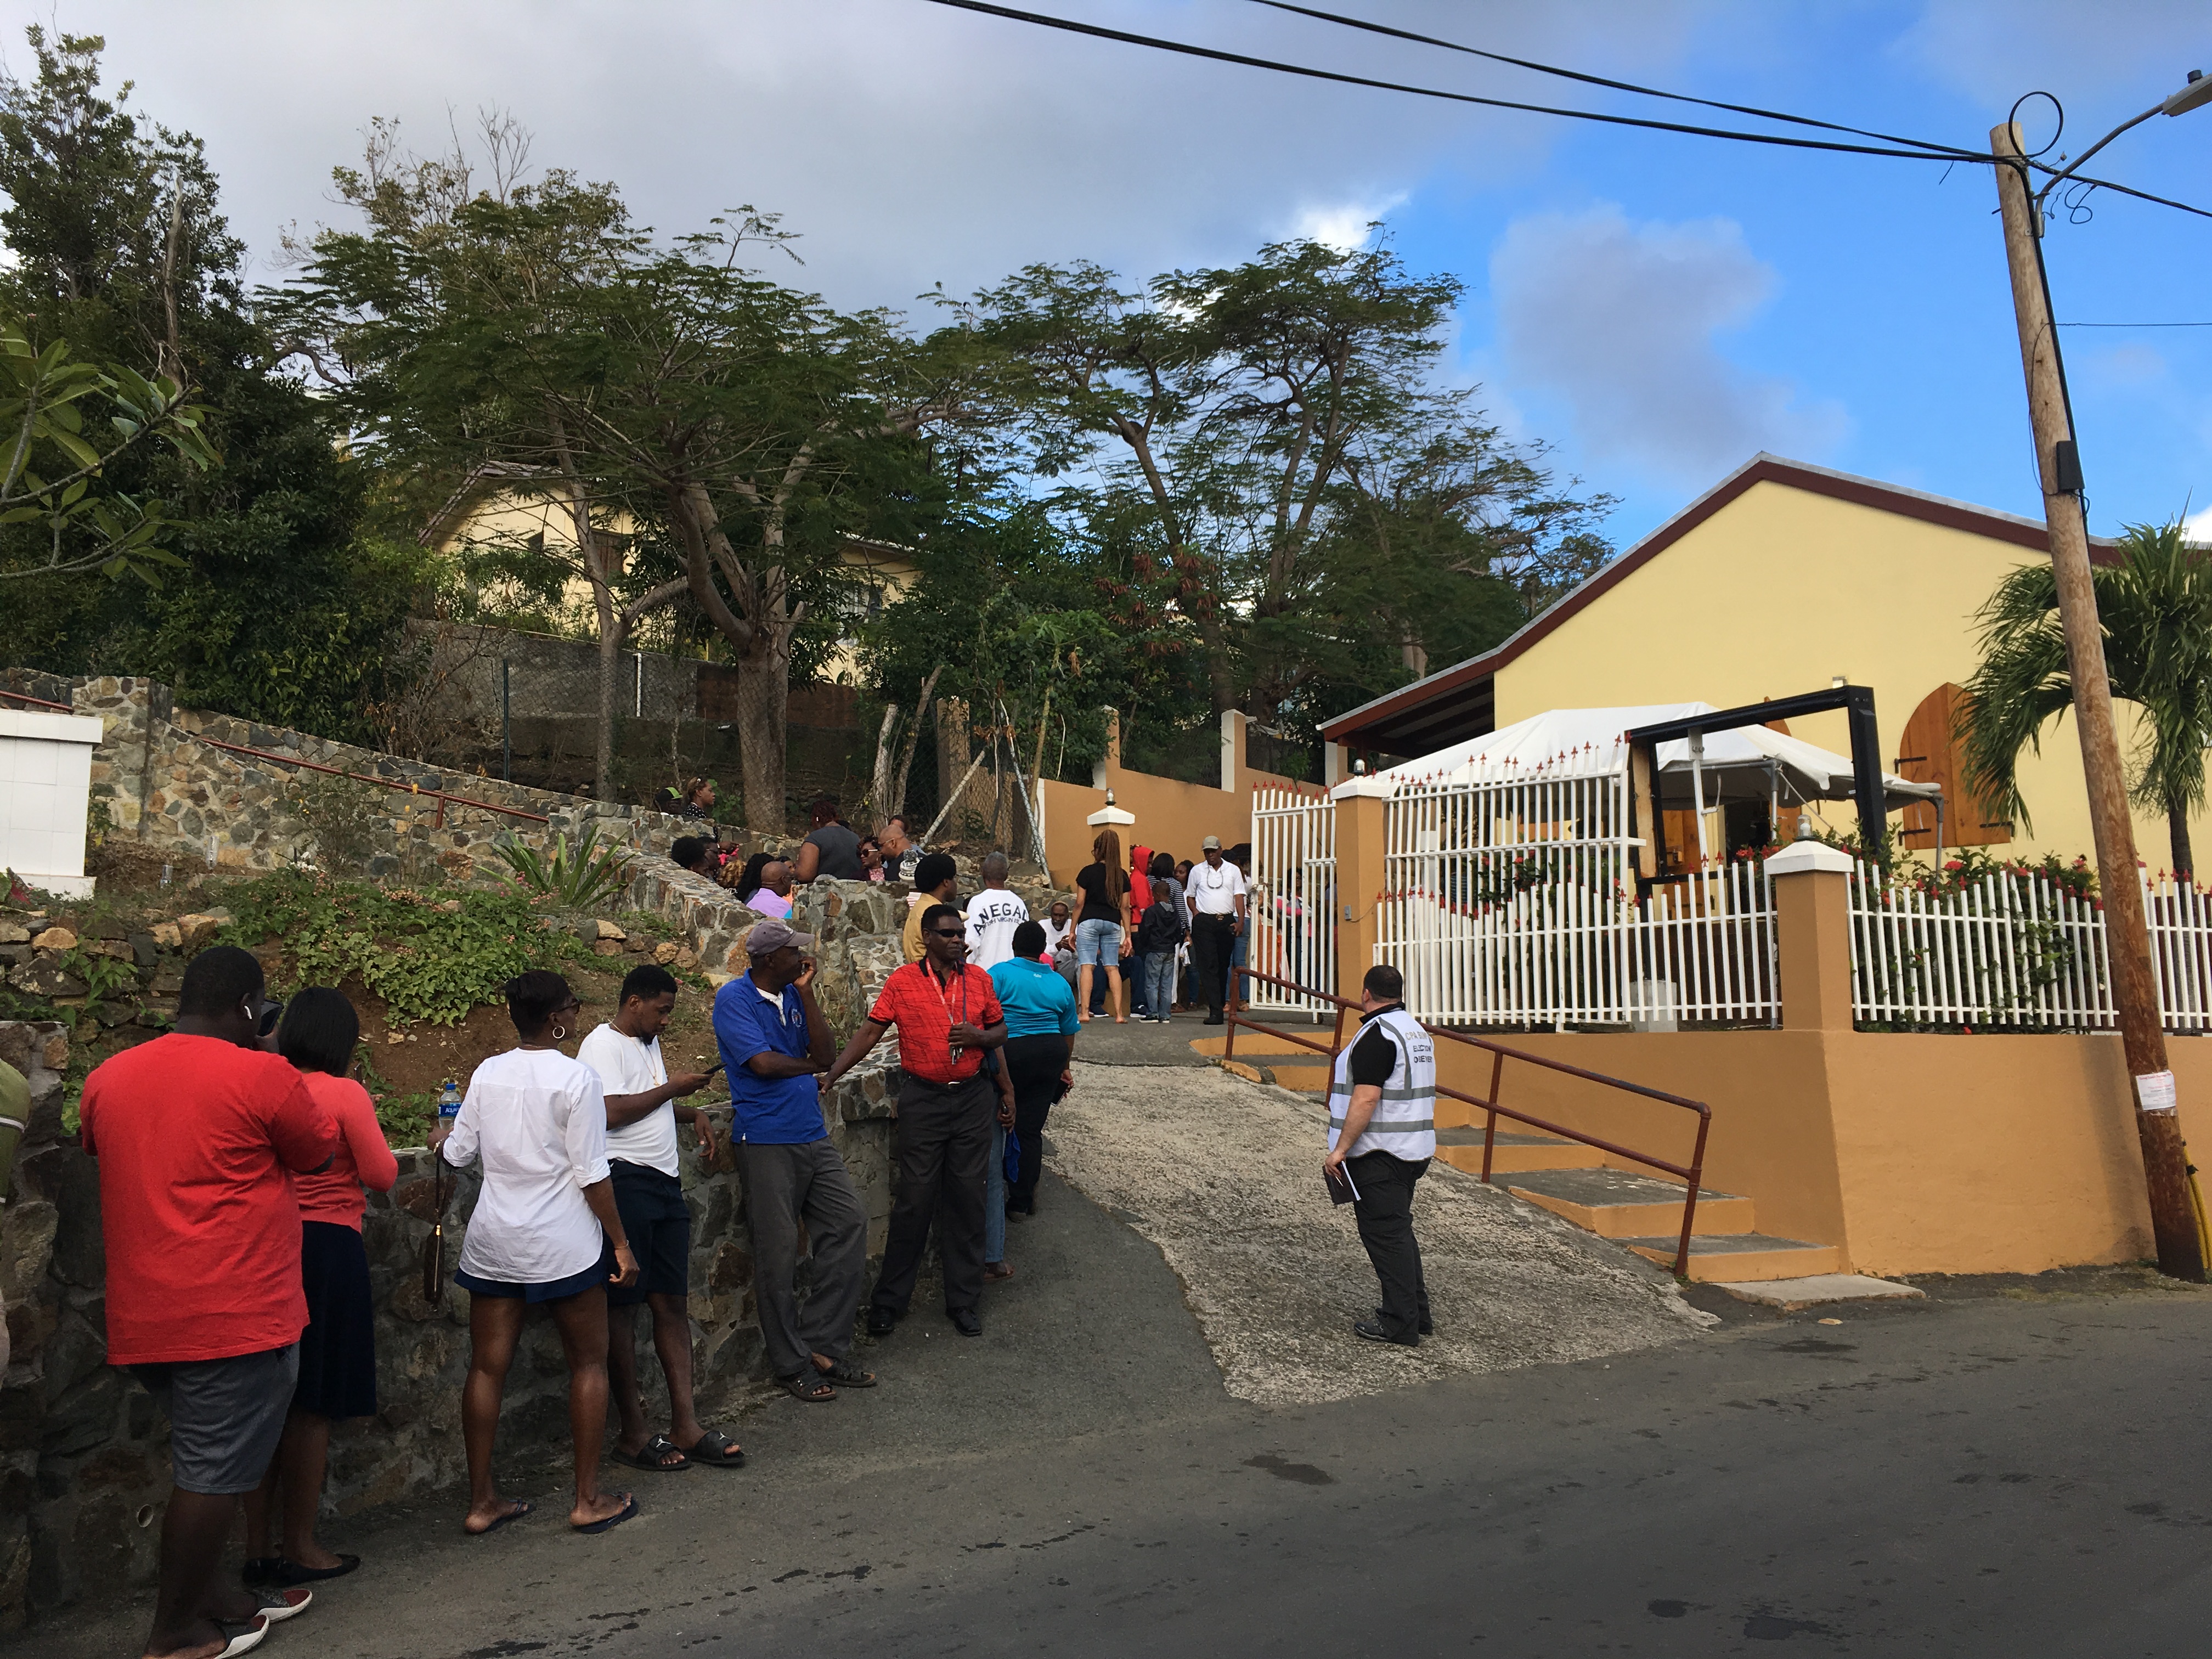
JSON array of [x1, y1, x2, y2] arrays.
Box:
[[1326, 1007, 1437, 1160]]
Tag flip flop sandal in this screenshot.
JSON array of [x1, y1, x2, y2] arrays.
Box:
[[240, 1557, 280, 1587], [684, 1428, 747, 1467], [813, 1355, 876, 1388], [778, 1370, 837, 1403], [208, 1615, 269, 1658], [573, 1494, 639, 1535], [253, 1587, 312, 1624], [618, 1434, 692, 1472], [466, 1500, 533, 1537]]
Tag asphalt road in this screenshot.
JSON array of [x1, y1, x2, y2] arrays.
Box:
[[29, 1162, 2212, 1659]]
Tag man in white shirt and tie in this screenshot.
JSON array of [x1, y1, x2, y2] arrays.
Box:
[[1186, 834, 1248, 1025]]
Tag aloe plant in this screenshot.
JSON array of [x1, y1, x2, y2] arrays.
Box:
[[495, 825, 635, 910]]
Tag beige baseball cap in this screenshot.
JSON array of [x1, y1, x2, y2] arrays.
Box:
[[1201, 835, 1222, 851]]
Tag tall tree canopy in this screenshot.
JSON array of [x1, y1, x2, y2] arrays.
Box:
[[953, 239, 1612, 738], [0, 28, 408, 738], [278, 119, 958, 823]]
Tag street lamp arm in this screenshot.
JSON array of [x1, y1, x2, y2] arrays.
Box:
[[2033, 103, 2163, 208]]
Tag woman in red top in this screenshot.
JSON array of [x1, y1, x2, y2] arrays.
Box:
[[243, 988, 398, 1587]]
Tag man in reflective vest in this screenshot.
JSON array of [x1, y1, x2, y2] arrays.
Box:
[[1325, 964, 1437, 1346]]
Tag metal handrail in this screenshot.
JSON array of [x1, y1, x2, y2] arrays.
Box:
[[1224, 966, 1713, 1277], [3, 686, 552, 827], [187, 732, 550, 827], [0, 688, 73, 712]]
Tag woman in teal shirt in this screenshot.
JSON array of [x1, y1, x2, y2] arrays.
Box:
[[989, 921, 1081, 1217]]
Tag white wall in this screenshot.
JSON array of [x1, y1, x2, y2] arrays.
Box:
[[0, 709, 103, 898]]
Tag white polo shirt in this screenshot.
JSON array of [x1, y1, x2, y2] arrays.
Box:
[[1188, 859, 1248, 916]]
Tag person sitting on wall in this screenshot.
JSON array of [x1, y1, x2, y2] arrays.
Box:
[[670, 778, 717, 822], [858, 837, 887, 882], [669, 837, 715, 878], [791, 794, 866, 883]]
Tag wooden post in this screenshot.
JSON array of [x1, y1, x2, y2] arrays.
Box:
[[1991, 121, 2203, 1280]]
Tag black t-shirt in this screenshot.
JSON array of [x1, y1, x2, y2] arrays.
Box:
[[1347, 1012, 1400, 1087], [1075, 863, 1124, 925], [804, 823, 865, 881]]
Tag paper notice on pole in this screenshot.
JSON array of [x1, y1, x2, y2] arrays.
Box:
[[2134, 1070, 2178, 1115]]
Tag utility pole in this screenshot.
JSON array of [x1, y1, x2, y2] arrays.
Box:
[[1990, 120, 2204, 1280]]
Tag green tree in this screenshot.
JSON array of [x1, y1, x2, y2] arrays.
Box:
[[955, 239, 1611, 731], [282, 118, 955, 823], [1959, 518, 2212, 878], [0, 27, 406, 738]]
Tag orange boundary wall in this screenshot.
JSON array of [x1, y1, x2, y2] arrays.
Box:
[[1326, 785, 2206, 1277]]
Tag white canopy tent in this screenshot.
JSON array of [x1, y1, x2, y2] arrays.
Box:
[[1377, 702, 1939, 811]]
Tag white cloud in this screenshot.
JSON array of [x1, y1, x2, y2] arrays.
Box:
[[2186, 504, 2212, 545], [0, 0, 1701, 314], [1487, 203, 1847, 487], [1290, 193, 1409, 252]]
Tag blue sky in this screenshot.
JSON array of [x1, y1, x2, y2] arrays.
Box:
[[10, 0, 2210, 552]]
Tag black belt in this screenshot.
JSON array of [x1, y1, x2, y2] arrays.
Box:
[[903, 1071, 985, 1092]]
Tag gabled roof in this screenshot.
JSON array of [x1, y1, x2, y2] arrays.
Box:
[[1321, 453, 2117, 749]]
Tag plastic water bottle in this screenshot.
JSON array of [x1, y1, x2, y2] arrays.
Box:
[[438, 1081, 462, 1124]]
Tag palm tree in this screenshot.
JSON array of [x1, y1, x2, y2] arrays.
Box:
[[1959, 518, 2212, 879]]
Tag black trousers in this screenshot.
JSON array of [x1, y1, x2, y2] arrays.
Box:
[[1190, 912, 1237, 1017], [1348, 1150, 1431, 1341], [1003, 1033, 1070, 1210], [871, 1074, 995, 1316]]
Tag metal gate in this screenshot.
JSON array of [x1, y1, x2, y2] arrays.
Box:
[[1248, 785, 1337, 1018]]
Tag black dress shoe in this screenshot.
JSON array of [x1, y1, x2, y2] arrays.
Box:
[[1375, 1306, 1435, 1336], [1353, 1319, 1418, 1347], [947, 1307, 983, 1338], [1203, 1015, 1225, 1026], [866, 1306, 899, 1337]]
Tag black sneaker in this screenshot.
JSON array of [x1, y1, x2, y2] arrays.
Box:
[[865, 1306, 899, 1337], [948, 1307, 983, 1338], [1375, 1306, 1435, 1336], [1352, 1319, 1418, 1347]]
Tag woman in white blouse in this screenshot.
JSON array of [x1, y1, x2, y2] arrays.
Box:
[[433, 971, 642, 1537]]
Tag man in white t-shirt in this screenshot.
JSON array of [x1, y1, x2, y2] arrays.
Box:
[[963, 851, 1031, 970], [1187, 834, 1248, 1025], [577, 966, 744, 1471]]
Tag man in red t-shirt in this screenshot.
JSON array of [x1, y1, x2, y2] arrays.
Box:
[[81, 945, 337, 1658], [823, 902, 1008, 1339]]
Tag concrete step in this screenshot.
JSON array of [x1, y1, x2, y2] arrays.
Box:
[[1435, 1128, 1605, 1176], [1502, 1167, 1756, 1239], [1618, 1233, 1847, 1283]]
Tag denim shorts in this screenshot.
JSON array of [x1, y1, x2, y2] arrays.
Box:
[[1074, 916, 1122, 967]]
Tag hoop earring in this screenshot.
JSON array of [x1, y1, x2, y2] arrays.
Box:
[[551, 1024, 567, 1042]]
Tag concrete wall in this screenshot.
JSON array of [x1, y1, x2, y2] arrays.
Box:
[[1036, 709, 1305, 888]]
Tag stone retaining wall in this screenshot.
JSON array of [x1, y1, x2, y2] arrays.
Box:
[[0, 1015, 902, 1633]]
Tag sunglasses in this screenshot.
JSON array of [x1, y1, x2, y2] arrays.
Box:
[[928, 928, 967, 940]]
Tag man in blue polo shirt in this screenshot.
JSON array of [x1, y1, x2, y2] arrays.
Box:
[[713, 918, 877, 1402]]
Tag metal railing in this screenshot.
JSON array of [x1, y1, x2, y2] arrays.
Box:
[[0, 687, 553, 828], [1223, 965, 1715, 1277]]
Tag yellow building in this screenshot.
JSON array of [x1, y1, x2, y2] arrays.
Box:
[[1321, 453, 2192, 872], [420, 464, 919, 681]]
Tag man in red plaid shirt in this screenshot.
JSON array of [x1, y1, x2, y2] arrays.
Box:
[[823, 902, 1009, 1339]]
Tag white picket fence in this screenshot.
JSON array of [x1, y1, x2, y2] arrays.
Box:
[[1374, 770, 1779, 1028], [1246, 784, 1337, 1018], [1847, 860, 2212, 1032]]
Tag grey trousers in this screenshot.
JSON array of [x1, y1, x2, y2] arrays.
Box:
[[739, 1138, 870, 1380]]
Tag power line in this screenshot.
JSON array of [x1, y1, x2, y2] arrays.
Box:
[[921, 0, 1991, 162], [921, 0, 2212, 222], [2056, 320, 2212, 328], [1248, 0, 1983, 162]]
